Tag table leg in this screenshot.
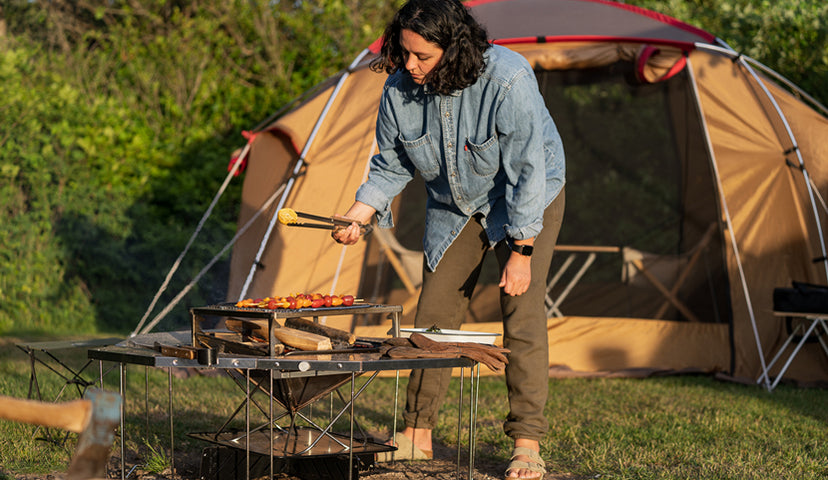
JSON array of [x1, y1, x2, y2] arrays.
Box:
[[145, 367, 150, 443], [392, 370, 400, 462], [457, 367, 464, 475], [270, 369, 274, 480], [168, 367, 175, 476], [246, 369, 250, 480], [349, 372, 356, 480], [467, 364, 477, 480], [119, 363, 126, 480], [769, 319, 823, 390]]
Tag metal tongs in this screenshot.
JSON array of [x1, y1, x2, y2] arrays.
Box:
[[277, 208, 373, 234]]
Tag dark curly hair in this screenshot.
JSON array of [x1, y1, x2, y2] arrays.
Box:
[[371, 0, 491, 95]]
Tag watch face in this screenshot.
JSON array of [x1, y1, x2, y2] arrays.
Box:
[[511, 243, 533, 256]]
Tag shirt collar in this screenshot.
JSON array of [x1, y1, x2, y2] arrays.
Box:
[[422, 82, 462, 97]]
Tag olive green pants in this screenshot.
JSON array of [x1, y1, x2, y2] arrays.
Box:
[[403, 190, 565, 441]]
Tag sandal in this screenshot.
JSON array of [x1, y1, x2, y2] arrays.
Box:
[[375, 431, 434, 462], [504, 446, 546, 479]]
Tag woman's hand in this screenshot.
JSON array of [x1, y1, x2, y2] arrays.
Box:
[[331, 201, 376, 246], [332, 221, 364, 245], [499, 238, 535, 296], [499, 253, 532, 296]]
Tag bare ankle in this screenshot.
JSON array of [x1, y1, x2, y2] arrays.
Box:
[[401, 426, 433, 451], [514, 438, 539, 452]]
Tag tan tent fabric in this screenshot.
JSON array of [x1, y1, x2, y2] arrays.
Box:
[[690, 51, 828, 381], [545, 316, 730, 372], [227, 131, 296, 302], [227, 66, 388, 330]]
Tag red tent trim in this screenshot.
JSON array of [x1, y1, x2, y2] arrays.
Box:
[[636, 45, 688, 83], [493, 35, 698, 51], [368, 37, 383, 54]]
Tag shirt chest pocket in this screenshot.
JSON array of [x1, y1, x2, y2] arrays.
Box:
[[463, 134, 500, 176], [399, 132, 441, 181]]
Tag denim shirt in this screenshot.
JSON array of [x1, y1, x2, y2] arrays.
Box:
[[356, 44, 565, 271]]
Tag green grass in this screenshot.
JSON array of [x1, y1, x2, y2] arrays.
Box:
[[0, 337, 826, 479], [143, 438, 171, 474]]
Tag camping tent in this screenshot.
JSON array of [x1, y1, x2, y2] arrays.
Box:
[[222, 0, 828, 386]]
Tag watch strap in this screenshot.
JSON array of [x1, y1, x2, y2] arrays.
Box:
[[509, 242, 534, 256]]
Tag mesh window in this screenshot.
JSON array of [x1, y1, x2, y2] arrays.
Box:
[[538, 61, 731, 322]]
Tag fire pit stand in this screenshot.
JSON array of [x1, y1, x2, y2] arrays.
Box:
[[189, 302, 405, 357], [88, 304, 482, 480]]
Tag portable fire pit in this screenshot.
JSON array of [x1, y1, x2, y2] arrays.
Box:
[[88, 302, 481, 480], [188, 302, 402, 478]]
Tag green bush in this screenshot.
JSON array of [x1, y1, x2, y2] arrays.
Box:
[[0, 1, 400, 335], [628, 0, 828, 108]]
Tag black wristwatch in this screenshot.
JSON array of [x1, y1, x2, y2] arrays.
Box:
[[509, 241, 534, 257]]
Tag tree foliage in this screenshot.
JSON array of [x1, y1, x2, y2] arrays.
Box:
[[0, 0, 402, 334], [626, 0, 828, 108], [0, 0, 824, 335]]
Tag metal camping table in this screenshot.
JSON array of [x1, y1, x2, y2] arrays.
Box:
[[16, 337, 122, 445], [89, 328, 482, 479]]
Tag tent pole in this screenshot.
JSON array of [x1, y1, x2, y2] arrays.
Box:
[[697, 43, 828, 117], [807, 177, 828, 217], [131, 141, 250, 336], [696, 43, 828, 278], [137, 182, 287, 335], [238, 48, 373, 301], [685, 57, 771, 389], [733, 56, 828, 280]]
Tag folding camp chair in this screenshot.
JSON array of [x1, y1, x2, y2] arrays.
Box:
[[545, 245, 621, 317], [620, 223, 716, 322], [757, 312, 828, 391]]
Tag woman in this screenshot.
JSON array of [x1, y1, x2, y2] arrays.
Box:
[[332, 0, 565, 478]]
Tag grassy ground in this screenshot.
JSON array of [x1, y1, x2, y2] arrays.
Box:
[[0, 336, 826, 480]]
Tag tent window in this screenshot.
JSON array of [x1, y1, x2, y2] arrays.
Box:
[[536, 61, 731, 323]]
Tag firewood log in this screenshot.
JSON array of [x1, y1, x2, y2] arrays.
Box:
[[285, 317, 356, 345]]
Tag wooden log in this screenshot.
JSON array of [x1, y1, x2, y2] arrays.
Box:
[[225, 318, 272, 342], [197, 331, 280, 356], [225, 318, 332, 351], [273, 326, 332, 351], [285, 317, 356, 345]]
